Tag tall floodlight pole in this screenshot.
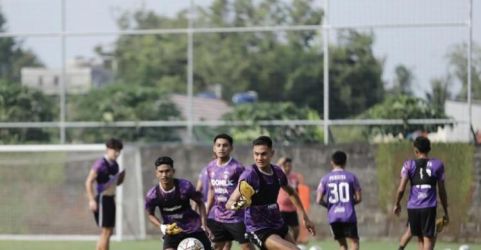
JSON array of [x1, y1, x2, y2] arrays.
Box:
[[187, 0, 194, 144], [323, 0, 330, 145], [60, 0, 66, 143]]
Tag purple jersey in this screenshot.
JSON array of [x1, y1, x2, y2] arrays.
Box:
[[91, 157, 119, 195], [317, 169, 361, 224], [240, 164, 288, 232], [401, 158, 445, 209], [206, 158, 245, 223], [145, 178, 203, 234]]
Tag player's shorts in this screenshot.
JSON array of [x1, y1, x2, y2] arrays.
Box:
[[245, 224, 289, 250], [93, 194, 115, 228], [281, 211, 299, 227], [330, 222, 359, 240], [207, 219, 248, 243], [163, 230, 212, 250], [408, 207, 436, 237]]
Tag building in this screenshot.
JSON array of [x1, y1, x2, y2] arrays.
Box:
[[21, 58, 113, 95]]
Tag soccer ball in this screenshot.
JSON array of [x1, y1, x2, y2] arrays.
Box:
[[459, 245, 470, 250], [177, 237, 205, 250]]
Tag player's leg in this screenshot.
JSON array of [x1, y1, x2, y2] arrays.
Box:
[[344, 223, 359, 250], [97, 227, 113, 250], [222, 221, 253, 250], [398, 224, 411, 250], [335, 238, 348, 250], [222, 241, 232, 250], [208, 219, 233, 250], [264, 234, 299, 250], [346, 237, 359, 250], [421, 237, 435, 250]]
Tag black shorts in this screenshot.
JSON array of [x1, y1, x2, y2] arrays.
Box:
[[330, 222, 359, 240], [93, 195, 115, 228], [408, 207, 436, 237], [163, 231, 212, 250], [207, 219, 248, 243], [281, 211, 299, 227], [246, 225, 289, 250]]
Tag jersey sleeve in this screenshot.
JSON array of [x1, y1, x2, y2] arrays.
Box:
[[239, 168, 258, 190], [400, 160, 411, 178], [352, 174, 361, 191], [436, 161, 446, 181], [144, 189, 157, 215], [317, 176, 326, 195], [186, 180, 203, 202], [278, 168, 288, 187]]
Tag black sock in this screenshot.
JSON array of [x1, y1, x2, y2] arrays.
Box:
[[398, 246, 405, 250]]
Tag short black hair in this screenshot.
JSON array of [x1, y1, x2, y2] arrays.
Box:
[[284, 157, 292, 163], [252, 135, 273, 148], [155, 156, 174, 169], [414, 136, 431, 153], [214, 133, 233, 146], [331, 151, 347, 166], [106, 138, 123, 150]]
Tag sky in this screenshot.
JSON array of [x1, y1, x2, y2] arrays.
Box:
[[1, 0, 480, 97]]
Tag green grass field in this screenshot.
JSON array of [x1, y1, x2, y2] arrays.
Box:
[[0, 240, 479, 250]]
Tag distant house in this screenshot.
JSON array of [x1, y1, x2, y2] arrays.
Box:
[[21, 58, 113, 95], [430, 100, 481, 142], [170, 94, 232, 121]]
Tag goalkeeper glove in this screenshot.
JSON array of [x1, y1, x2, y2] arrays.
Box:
[[435, 216, 448, 233], [160, 223, 183, 235], [231, 181, 255, 210]]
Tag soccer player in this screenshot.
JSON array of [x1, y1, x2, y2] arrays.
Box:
[[227, 136, 316, 250], [205, 133, 252, 250], [393, 136, 449, 250], [316, 151, 362, 250], [145, 156, 212, 250], [85, 138, 125, 250], [276, 157, 302, 243]]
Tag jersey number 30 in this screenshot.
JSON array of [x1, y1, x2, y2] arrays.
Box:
[[327, 182, 350, 203]]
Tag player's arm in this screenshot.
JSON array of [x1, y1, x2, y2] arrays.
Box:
[[192, 195, 212, 238], [116, 170, 126, 186], [438, 179, 449, 222], [354, 189, 362, 205], [316, 189, 328, 208], [146, 211, 162, 229], [85, 169, 98, 212], [225, 182, 242, 210], [393, 176, 409, 216], [282, 184, 316, 236], [206, 182, 214, 213]]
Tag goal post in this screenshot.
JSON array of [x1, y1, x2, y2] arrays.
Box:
[[0, 144, 145, 241]]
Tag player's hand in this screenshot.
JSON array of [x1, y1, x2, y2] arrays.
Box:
[[160, 223, 183, 235], [203, 225, 213, 240], [303, 216, 316, 236], [88, 200, 97, 212], [393, 204, 401, 216]]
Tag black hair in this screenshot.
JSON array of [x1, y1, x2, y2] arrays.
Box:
[[331, 151, 347, 166], [155, 156, 174, 169], [214, 133, 233, 146], [106, 138, 123, 150], [252, 135, 273, 148], [284, 157, 292, 163], [414, 136, 431, 154]]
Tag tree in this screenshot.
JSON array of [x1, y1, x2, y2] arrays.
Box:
[[0, 10, 42, 82], [389, 65, 414, 96], [447, 43, 481, 101], [0, 80, 56, 143], [426, 75, 451, 113], [359, 95, 447, 137], [69, 84, 181, 143], [222, 102, 323, 144], [108, 0, 385, 119]]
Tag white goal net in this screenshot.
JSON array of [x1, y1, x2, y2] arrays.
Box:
[[0, 144, 145, 241]]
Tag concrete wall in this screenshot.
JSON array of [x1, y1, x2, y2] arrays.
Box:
[[139, 143, 481, 241]]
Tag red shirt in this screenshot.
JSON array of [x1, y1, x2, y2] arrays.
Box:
[[277, 171, 302, 212]]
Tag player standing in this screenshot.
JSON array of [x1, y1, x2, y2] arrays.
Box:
[[393, 136, 449, 250], [227, 136, 315, 250], [145, 156, 212, 250], [316, 151, 362, 250], [276, 157, 302, 243], [85, 138, 125, 250], [205, 133, 252, 250]]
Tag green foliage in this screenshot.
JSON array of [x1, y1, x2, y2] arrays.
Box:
[[375, 142, 474, 238], [0, 11, 42, 82], [360, 95, 447, 137], [109, 1, 385, 119], [69, 84, 181, 143], [0, 80, 57, 143], [222, 102, 323, 144], [448, 43, 481, 101]]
